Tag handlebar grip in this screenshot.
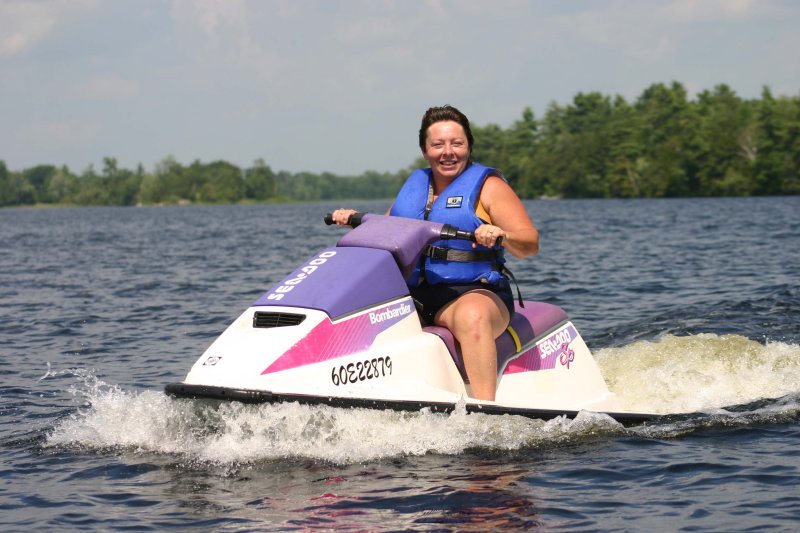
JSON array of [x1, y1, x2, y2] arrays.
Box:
[[324, 212, 365, 227], [441, 223, 504, 246], [349, 213, 364, 227], [440, 224, 474, 241]]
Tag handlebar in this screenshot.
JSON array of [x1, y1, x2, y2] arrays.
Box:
[[324, 212, 502, 245]]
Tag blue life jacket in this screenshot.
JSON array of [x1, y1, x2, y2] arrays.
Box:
[[390, 163, 506, 286]]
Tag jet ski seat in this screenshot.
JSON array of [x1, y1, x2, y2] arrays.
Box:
[[423, 301, 569, 381]]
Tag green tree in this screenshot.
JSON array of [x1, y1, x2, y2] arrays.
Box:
[[693, 84, 754, 195], [244, 158, 276, 200], [0, 162, 35, 206], [473, 108, 539, 196], [46, 166, 79, 204], [529, 101, 568, 197], [153, 156, 189, 203], [753, 87, 800, 195], [472, 123, 509, 175], [630, 82, 695, 197], [191, 160, 244, 203], [22, 165, 57, 203], [101, 157, 142, 205], [530, 93, 616, 198], [504, 107, 539, 197], [72, 165, 110, 205], [602, 95, 646, 197]]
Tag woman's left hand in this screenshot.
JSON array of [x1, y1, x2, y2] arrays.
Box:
[[475, 224, 505, 248]]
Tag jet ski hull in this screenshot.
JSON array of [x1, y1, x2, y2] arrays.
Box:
[[164, 214, 659, 425], [164, 382, 659, 425]]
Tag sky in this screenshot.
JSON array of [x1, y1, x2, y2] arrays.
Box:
[[1, 0, 799, 176]]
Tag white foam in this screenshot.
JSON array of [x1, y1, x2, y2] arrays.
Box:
[[596, 333, 800, 414], [42, 334, 800, 464], [44, 371, 622, 464]]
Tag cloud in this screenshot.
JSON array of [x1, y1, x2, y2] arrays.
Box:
[[167, 0, 288, 84], [626, 36, 677, 64], [170, 0, 249, 43], [545, 5, 679, 65], [0, 0, 101, 57], [0, 1, 59, 57], [658, 0, 761, 22], [18, 120, 103, 150], [1, 0, 798, 175], [76, 74, 140, 100], [544, 0, 778, 67]]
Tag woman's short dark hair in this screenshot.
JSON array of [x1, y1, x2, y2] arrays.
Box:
[[418, 105, 474, 153]]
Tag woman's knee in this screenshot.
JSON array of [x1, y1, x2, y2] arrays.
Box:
[[446, 296, 500, 338]]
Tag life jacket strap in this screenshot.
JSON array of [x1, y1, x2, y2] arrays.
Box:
[[423, 246, 525, 309], [493, 264, 525, 309], [423, 245, 499, 263]]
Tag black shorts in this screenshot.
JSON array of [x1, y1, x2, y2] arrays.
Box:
[[409, 279, 515, 325]]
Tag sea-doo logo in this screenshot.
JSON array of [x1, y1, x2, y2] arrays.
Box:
[[446, 196, 463, 208], [539, 328, 573, 359], [266, 250, 337, 301], [369, 303, 413, 325], [559, 344, 575, 369]]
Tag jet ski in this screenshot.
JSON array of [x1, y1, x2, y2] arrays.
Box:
[[165, 213, 657, 425]]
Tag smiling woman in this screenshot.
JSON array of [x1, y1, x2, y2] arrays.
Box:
[[332, 105, 539, 401], [417, 106, 474, 181]]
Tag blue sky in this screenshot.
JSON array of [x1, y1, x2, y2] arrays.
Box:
[[2, 0, 798, 175]]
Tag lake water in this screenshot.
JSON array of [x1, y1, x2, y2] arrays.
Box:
[[1, 197, 799, 531]]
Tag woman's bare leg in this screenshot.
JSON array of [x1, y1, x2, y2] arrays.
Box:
[[435, 290, 510, 401]]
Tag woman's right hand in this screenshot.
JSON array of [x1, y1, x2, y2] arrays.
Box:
[[331, 208, 358, 226]]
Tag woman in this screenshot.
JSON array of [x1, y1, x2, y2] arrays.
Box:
[[332, 105, 539, 401]]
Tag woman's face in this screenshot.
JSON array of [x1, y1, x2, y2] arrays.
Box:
[[422, 120, 470, 182]]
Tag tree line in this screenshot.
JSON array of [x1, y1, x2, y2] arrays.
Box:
[[1, 82, 798, 208], [475, 83, 799, 198]]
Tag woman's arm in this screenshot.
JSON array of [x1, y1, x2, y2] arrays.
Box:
[[477, 175, 539, 258]]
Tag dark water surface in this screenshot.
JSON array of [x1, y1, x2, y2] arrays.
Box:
[[1, 198, 799, 531]]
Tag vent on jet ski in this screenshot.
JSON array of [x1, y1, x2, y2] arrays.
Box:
[[252, 311, 306, 328]]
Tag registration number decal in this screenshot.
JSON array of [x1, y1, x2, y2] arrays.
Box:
[[331, 356, 392, 386]]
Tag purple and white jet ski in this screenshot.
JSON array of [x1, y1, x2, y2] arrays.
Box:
[[165, 213, 656, 424]]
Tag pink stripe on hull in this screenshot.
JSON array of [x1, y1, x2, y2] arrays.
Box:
[[262, 299, 415, 374]]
